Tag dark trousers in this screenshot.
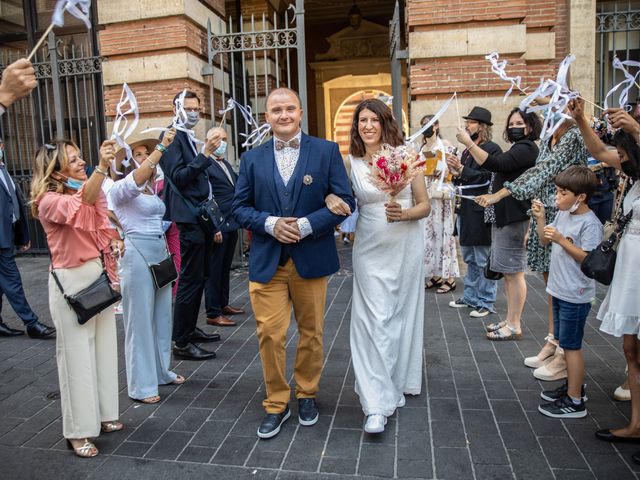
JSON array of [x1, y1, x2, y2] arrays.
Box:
[[173, 223, 212, 347], [0, 248, 38, 326], [588, 195, 614, 225], [205, 231, 238, 318]]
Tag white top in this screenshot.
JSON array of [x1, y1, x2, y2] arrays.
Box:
[[107, 172, 165, 236]]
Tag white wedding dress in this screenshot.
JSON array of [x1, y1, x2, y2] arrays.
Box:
[[349, 156, 426, 417]]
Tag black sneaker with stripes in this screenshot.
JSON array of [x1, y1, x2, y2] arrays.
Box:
[[538, 394, 587, 419], [540, 382, 587, 402]]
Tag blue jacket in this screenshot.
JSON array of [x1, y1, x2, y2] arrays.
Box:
[[232, 134, 355, 283], [0, 174, 29, 250], [159, 129, 212, 224], [206, 159, 239, 233]]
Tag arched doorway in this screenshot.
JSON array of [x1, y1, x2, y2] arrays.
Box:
[[333, 89, 408, 157]]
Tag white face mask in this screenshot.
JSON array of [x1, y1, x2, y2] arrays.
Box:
[[568, 200, 581, 213]]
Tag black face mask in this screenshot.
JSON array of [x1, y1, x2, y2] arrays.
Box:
[[621, 159, 638, 179], [470, 131, 479, 141], [507, 127, 526, 142], [422, 126, 435, 139]]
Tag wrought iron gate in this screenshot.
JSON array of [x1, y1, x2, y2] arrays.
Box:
[[596, 1, 640, 107], [206, 0, 307, 164], [389, 0, 407, 131], [0, 32, 106, 253]]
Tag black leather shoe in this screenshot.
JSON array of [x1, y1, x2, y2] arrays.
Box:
[[173, 342, 216, 360], [191, 327, 221, 343], [0, 321, 24, 337], [595, 429, 640, 443], [257, 406, 290, 439], [298, 398, 319, 426], [26, 322, 56, 339]]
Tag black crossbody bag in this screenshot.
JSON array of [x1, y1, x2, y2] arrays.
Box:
[[164, 175, 225, 235], [50, 257, 121, 325], [127, 236, 178, 289], [581, 209, 633, 286]]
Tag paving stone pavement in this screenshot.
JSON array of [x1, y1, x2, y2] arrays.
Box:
[[0, 241, 637, 479]]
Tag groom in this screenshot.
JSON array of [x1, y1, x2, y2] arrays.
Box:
[[233, 88, 354, 439]]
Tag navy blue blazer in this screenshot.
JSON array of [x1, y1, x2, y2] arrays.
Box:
[[0, 174, 29, 250], [159, 129, 212, 224], [232, 134, 355, 283], [207, 159, 239, 233]]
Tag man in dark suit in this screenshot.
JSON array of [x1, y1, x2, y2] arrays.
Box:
[[160, 91, 221, 361], [233, 88, 355, 439], [446, 106, 502, 318], [0, 138, 55, 338], [203, 127, 244, 327]]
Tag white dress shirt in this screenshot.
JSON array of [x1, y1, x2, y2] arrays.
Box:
[[265, 130, 313, 239]]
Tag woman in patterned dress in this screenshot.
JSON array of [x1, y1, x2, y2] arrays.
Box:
[[476, 118, 588, 370], [419, 115, 459, 293]]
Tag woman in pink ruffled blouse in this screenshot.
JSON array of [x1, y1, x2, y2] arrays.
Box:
[[30, 139, 124, 458]]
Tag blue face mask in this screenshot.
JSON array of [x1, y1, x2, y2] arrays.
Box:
[[64, 178, 85, 190], [213, 140, 227, 158]]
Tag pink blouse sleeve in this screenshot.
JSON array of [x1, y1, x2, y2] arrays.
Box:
[[37, 189, 103, 230]]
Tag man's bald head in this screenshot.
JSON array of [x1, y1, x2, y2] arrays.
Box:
[[265, 88, 301, 110], [207, 127, 227, 140]]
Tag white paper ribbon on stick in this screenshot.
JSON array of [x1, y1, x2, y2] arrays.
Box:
[[519, 55, 579, 140], [110, 83, 139, 176], [407, 93, 456, 145], [485, 52, 524, 102], [52, 0, 92, 29], [218, 98, 272, 148], [141, 89, 203, 156], [604, 57, 640, 111]]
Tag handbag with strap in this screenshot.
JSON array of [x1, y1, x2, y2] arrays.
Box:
[[127, 236, 178, 289], [483, 251, 504, 280], [164, 174, 225, 235], [581, 209, 633, 286], [50, 258, 121, 325], [603, 176, 629, 241]]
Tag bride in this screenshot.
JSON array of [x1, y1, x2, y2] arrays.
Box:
[[327, 98, 430, 433]]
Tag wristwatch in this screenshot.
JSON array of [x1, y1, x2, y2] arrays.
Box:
[[155, 143, 167, 154]]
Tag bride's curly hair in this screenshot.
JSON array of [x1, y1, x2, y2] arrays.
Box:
[[349, 99, 404, 158]]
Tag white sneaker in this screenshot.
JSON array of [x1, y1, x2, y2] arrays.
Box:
[[364, 415, 387, 434], [614, 386, 631, 401]]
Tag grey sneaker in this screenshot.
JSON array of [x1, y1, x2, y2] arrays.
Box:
[[449, 298, 471, 308]]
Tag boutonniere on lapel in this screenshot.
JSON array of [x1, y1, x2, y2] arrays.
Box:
[[303, 174, 313, 186]]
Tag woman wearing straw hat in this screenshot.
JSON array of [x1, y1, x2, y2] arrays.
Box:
[[109, 130, 187, 404]]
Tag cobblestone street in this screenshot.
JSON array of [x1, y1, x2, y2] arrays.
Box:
[[0, 242, 635, 479]]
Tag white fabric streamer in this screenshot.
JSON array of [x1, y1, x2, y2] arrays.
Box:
[[604, 57, 640, 111], [485, 52, 523, 102], [406, 93, 456, 144], [52, 0, 92, 29], [110, 83, 139, 176]]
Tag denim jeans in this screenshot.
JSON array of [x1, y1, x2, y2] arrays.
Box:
[[460, 245, 497, 311], [552, 296, 591, 350]]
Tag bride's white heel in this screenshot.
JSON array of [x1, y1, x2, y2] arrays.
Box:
[[364, 415, 387, 434]]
